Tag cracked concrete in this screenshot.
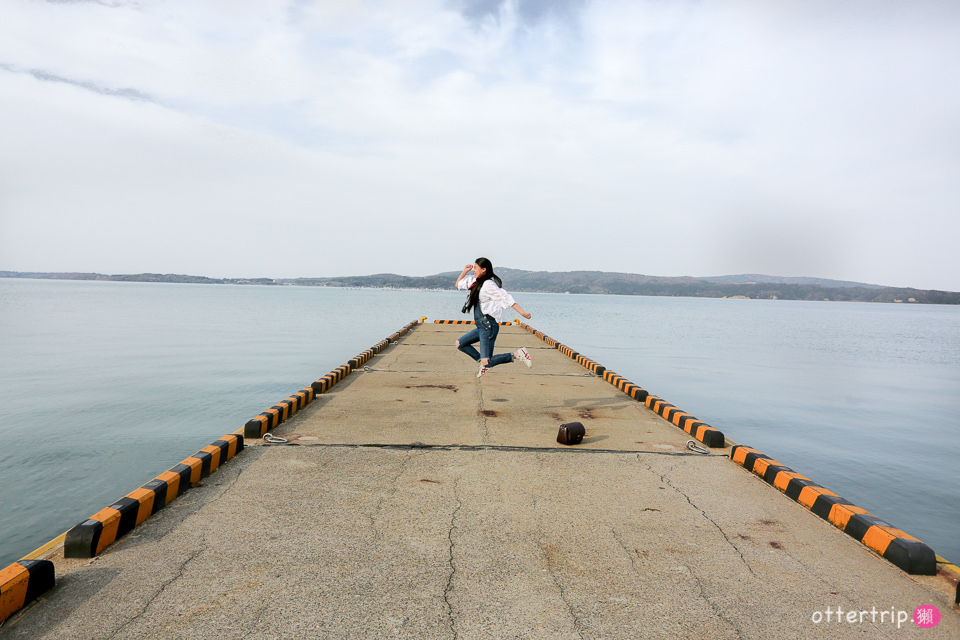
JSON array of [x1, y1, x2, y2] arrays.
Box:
[[686, 564, 745, 640], [539, 539, 587, 640], [6, 324, 959, 639], [442, 478, 462, 640], [105, 533, 207, 640], [474, 385, 492, 445], [650, 462, 759, 578]]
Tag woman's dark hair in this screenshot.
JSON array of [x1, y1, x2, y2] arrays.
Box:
[[462, 256, 503, 314]]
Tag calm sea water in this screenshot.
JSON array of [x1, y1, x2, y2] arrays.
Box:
[[1, 278, 958, 568]]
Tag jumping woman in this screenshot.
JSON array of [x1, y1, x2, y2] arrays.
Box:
[[455, 257, 533, 377]]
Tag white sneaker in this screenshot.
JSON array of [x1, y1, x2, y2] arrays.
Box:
[[515, 348, 532, 368], [477, 364, 489, 377]]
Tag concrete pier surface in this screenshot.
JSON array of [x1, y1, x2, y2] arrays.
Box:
[[3, 323, 958, 639]]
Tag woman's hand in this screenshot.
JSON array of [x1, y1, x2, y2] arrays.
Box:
[[456, 264, 474, 288], [521, 310, 532, 319]]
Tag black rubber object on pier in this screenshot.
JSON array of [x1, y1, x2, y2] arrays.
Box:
[[557, 422, 586, 445]]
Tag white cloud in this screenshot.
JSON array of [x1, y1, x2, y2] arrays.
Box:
[[1, 0, 959, 288]]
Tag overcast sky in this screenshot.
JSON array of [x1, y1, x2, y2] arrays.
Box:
[[2, 1, 958, 290]]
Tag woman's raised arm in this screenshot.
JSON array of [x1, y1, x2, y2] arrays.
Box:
[[456, 264, 473, 287]]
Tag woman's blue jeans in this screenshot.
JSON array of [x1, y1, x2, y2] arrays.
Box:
[[457, 308, 514, 367]]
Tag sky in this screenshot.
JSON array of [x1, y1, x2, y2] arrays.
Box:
[[1, 0, 959, 290]]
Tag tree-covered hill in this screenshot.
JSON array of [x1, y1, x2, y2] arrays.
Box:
[[3, 270, 957, 304]]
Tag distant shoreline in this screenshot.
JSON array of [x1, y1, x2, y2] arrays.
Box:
[[2, 270, 957, 304]]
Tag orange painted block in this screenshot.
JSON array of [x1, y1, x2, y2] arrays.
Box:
[[157, 471, 183, 505], [829, 504, 870, 530], [752, 458, 772, 477], [201, 445, 223, 470], [0, 564, 29, 617], [796, 485, 838, 509], [181, 457, 204, 484], [880, 526, 920, 543], [226, 434, 241, 458], [751, 457, 784, 478], [731, 446, 760, 465], [90, 506, 122, 554], [127, 488, 156, 525], [773, 471, 809, 492], [862, 526, 897, 555], [219, 436, 237, 459]]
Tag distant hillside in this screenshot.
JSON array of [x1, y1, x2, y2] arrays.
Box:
[[0, 271, 275, 286], [2, 270, 957, 304], [282, 269, 958, 304], [701, 274, 885, 289]]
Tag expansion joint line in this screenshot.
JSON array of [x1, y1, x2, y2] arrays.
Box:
[[356, 367, 433, 374], [263, 442, 726, 456]]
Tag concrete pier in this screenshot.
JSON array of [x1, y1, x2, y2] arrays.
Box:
[[2, 322, 958, 639]]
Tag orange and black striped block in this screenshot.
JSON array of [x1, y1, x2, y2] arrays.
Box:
[[557, 344, 579, 359], [434, 320, 511, 325], [0, 559, 54, 623], [511, 321, 555, 345], [519, 323, 568, 355], [574, 354, 606, 376], [245, 408, 281, 438], [644, 396, 725, 448], [601, 370, 649, 402], [63, 434, 243, 559], [348, 349, 376, 369], [309, 363, 354, 398], [303, 320, 421, 410], [730, 445, 936, 575], [520, 323, 723, 447], [244, 387, 316, 438]]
